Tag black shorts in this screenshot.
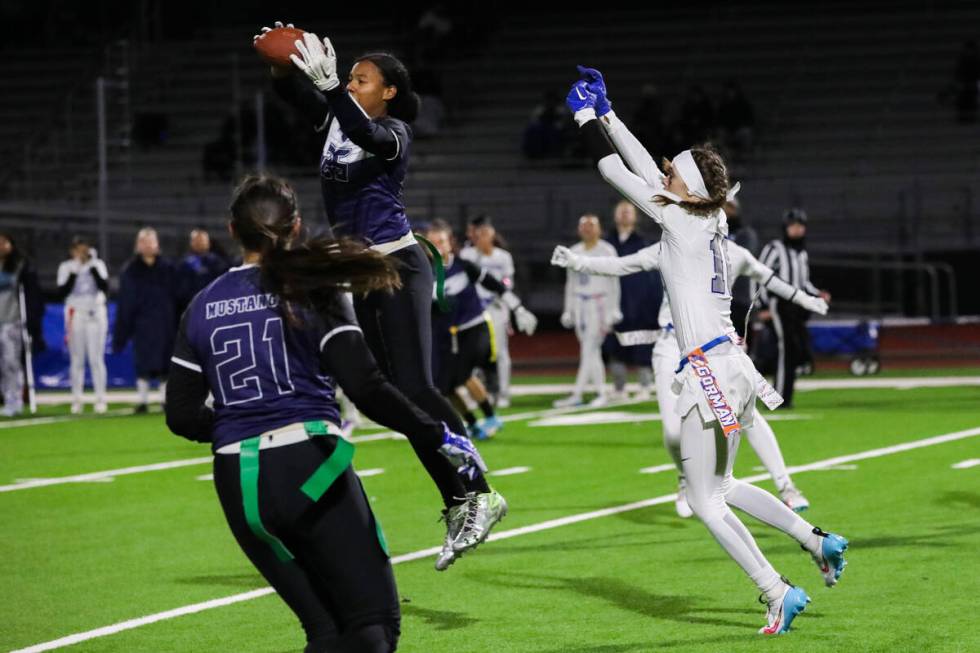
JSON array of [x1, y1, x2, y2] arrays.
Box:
[[434, 321, 492, 395]]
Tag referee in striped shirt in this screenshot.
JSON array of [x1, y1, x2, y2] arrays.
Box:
[[758, 209, 831, 408]]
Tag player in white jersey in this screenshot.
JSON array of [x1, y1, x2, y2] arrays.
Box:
[[56, 238, 109, 414], [555, 214, 620, 408], [567, 68, 847, 634], [552, 239, 825, 515], [459, 216, 517, 408]]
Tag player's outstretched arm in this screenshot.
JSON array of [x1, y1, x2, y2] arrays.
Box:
[[291, 32, 401, 160], [738, 243, 828, 315], [577, 66, 665, 188], [550, 243, 660, 277]]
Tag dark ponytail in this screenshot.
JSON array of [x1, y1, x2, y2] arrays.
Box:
[[355, 52, 421, 123], [229, 175, 401, 317]]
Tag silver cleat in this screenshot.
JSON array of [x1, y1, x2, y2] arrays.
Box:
[[452, 490, 508, 553], [435, 503, 466, 571]]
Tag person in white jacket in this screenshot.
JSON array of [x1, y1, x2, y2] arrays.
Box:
[[552, 239, 822, 514], [56, 238, 109, 414], [555, 214, 620, 408], [565, 68, 847, 634]]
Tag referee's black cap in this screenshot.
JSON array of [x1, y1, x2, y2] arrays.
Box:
[[468, 214, 493, 228], [782, 208, 808, 225]]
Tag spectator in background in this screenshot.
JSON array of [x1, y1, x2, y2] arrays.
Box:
[[718, 81, 756, 158], [601, 200, 660, 401], [0, 232, 43, 417], [523, 90, 573, 159], [724, 197, 759, 340], [113, 228, 178, 413], [177, 228, 229, 310], [413, 69, 447, 138], [56, 237, 110, 414], [679, 85, 716, 147], [955, 39, 979, 123], [631, 84, 666, 160]]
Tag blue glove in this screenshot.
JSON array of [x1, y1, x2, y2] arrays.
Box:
[[577, 65, 611, 117], [565, 80, 596, 114]]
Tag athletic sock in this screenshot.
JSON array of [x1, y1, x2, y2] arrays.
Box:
[[462, 410, 477, 427], [136, 378, 150, 405], [478, 400, 495, 418], [752, 567, 787, 605], [802, 527, 824, 556]]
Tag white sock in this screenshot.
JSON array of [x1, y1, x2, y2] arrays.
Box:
[[136, 378, 150, 404], [745, 413, 793, 492], [752, 568, 787, 605], [158, 380, 167, 404], [726, 478, 815, 547]]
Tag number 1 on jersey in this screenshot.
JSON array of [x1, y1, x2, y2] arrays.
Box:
[[709, 236, 730, 295]]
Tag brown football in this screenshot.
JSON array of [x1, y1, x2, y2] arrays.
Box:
[[254, 26, 306, 70]]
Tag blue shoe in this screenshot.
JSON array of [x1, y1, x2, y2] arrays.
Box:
[[467, 423, 490, 441], [810, 528, 849, 587], [479, 415, 503, 437], [759, 585, 810, 635]]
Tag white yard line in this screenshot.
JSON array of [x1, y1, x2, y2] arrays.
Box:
[[0, 400, 645, 493], [951, 459, 980, 469], [639, 464, 676, 475], [489, 466, 532, 477], [12, 424, 980, 653]]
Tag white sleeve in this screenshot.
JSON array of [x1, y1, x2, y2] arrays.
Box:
[[600, 111, 666, 188], [502, 251, 515, 287], [570, 243, 661, 277], [596, 154, 666, 224], [93, 259, 109, 279], [56, 261, 70, 286], [563, 266, 574, 316]]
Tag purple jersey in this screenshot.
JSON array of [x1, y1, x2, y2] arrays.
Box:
[[320, 115, 413, 246], [171, 264, 355, 449]]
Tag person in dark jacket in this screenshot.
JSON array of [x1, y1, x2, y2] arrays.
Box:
[[601, 200, 662, 401], [176, 228, 229, 310], [0, 232, 44, 416], [112, 227, 178, 413]]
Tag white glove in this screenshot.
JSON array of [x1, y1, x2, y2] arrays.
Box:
[[550, 245, 584, 272], [513, 306, 538, 335], [290, 32, 339, 91], [560, 312, 574, 329], [500, 290, 522, 311], [252, 20, 294, 44], [65, 259, 83, 275], [796, 293, 829, 316]]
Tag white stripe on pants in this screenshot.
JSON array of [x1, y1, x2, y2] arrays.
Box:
[[0, 322, 24, 411], [486, 303, 511, 401], [67, 306, 108, 404]]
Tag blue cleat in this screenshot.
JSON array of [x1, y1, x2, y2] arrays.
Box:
[[759, 584, 810, 635], [479, 415, 503, 437], [467, 423, 490, 441], [810, 528, 849, 587]]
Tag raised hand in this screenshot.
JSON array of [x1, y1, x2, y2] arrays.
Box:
[[576, 65, 611, 117], [290, 32, 340, 91], [565, 80, 597, 114]]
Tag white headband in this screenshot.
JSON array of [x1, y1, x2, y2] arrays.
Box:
[[671, 150, 742, 203]]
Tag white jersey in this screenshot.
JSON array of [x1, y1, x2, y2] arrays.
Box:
[[563, 241, 620, 314], [568, 238, 808, 338], [57, 258, 108, 310], [459, 245, 515, 306], [593, 116, 733, 354]]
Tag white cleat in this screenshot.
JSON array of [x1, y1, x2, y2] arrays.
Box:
[[552, 395, 584, 408], [587, 395, 609, 408], [435, 503, 466, 571], [759, 583, 811, 635], [780, 485, 810, 513], [70, 402, 83, 415], [675, 479, 694, 519], [496, 396, 511, 409], [633, 388, 652, 402], [94, 402, 108, 415]]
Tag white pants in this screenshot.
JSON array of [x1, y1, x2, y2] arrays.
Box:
[[666, 339, 814, 597], [66, 305, 108, 404], [571, 296, 610, 398], [0, 322, 24, 411], [486, 303, 512, 400], [654, 332, 794, 492]]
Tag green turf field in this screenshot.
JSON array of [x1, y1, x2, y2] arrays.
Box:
[[2, 376, 979, 652]]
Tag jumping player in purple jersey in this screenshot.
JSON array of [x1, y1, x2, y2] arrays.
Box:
[[164, 175, 497, 651], [256, 23, 506, 568]]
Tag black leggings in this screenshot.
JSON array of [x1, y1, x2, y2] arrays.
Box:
[[354, 244, 488, 502], [214, 439, 400, 653]]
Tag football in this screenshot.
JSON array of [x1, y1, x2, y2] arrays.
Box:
[[254, 26, 306, 70]]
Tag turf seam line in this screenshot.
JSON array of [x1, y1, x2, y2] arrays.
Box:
[[11, 424, 980, 653]]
